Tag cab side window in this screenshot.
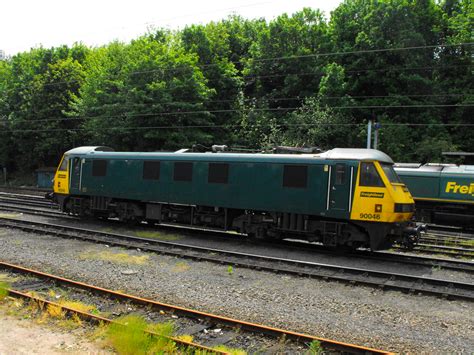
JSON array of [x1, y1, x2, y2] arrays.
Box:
[[58, 157, 69, 171], [359, 162, 384, 187]]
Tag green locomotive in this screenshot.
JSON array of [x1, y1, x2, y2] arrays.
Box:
[[52, 146, 419, 250], [394, 163, 474, 228]]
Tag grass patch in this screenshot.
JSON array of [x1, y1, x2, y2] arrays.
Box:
[[46, 304, 66, 319], [463, 239, 474, 247], [306, 340, 323, 354], [99, 226, 182, 241], [172, 261, 190, 273], [106, 315, 177, 354], [79, 250, 149, 265], [134, 230, 181, 241], [59, 299, 99, 314], [212, 345, 247, 355], [0, 273, 19, 283], [175, 334, 193, 343], [0, 213, 21, 218], [0, 281, 10, 300]]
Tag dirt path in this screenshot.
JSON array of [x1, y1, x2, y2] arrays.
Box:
[[0, 310, 108, 354]]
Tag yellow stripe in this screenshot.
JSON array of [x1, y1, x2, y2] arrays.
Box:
[[414, 197, 474, 204]]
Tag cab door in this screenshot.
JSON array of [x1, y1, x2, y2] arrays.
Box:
[[70, 157, 82, 192], [53, 156, 70, 195], [328, 163, 351, 212]]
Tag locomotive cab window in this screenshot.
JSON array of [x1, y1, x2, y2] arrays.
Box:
[[92, 159, 107, 177], [359, 162, 384, 187], [208, 163, 229, 184], [73, 157, 81, 173], [143, 161, 160, 180], [58, 157, 69, 171], [174, 162, 193, 181], [283, 165, 308, 188]]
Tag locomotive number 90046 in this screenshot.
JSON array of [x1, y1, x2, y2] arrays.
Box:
[[359, 213, 381, 220]]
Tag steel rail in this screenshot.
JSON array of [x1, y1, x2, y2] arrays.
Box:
[[4, 193, 474, 255], [1, 199, 473, 273], [5, 288, 227, 354], [262, 239, 474, 273], [1, 217, 473, 301], [426, 224, 474, 236], [0, 261, 390, 354], [0, 203, 66, 218], [0, 186, 50, 195], [419, 236, 474, 249], [0, 200, 473, 274], [423, 231, 474, 241], [413, 243, 474, 258], [0, 192, 49, 200], [421, 232, 474, 242], [391, 241, 474, 258], [0, 197, 56, 209]]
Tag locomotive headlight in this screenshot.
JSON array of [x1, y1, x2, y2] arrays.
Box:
[[394, 203, 414, 213]]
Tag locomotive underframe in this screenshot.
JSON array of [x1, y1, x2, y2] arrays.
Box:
[[414, 199, 474, 229], [55, 194, 407, 250]]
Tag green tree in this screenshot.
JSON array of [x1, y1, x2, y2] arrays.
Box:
[[1, 45, 87, 170], [73, 34, 214, 151], [329, 0, 454, 160]]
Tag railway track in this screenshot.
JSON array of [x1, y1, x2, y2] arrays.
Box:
[[3, 192, 474, 249], [0, 195, 56, 209], [426, 224, 474, 236], [269, 239, 474, 273], [2, 197, 474, 268], [0, 203, 65, 218], [0, 185, 50, 195], [1, 217, 473, 301], [0, 198, 473, 272], [0, 261, 389, 354], [407, 243, 474, 258], [420, 233, 474, 247]]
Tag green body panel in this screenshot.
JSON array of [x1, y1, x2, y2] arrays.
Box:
[[396, 171, 441, 199], [395, 165, 474, 203], [68, 152, 359, 220]]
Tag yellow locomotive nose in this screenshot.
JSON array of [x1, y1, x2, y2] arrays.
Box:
[[350, 161, 415, 223]]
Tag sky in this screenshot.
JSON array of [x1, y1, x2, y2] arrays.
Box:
[[1, 0, 343, 56]]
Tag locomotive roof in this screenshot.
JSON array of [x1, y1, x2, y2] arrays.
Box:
[[64, 146, 394, 164], [394, 163, 474, 175]]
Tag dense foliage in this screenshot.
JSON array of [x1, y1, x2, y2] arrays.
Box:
[[0, 0, 472, 172]]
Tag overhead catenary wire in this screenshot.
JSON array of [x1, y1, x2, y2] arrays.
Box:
[[6, 121, 474, 133], [2, 62, 472, 94], [2, 103, 473, 124], [62, 92, 472, 113], [1, 42, 471, 133], [1, 42, 472, 92]]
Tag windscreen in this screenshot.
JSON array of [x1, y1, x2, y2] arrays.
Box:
[[58, 157, 69, 171], [380, 163, 402, 183], [359, 162, 385, 187]]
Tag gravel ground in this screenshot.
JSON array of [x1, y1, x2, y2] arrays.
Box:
[[0, 223, 473, 354], [9, 211, 474, 284], [0, 308, 107, 354]]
